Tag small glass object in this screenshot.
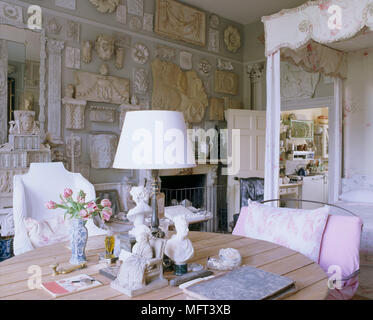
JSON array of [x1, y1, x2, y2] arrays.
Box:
[[104, 231, 115, 259]]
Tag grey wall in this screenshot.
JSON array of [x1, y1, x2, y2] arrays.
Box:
[[16, 0, 246, 184]]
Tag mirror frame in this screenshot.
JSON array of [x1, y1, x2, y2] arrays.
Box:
[[0, 12, 47, 145]]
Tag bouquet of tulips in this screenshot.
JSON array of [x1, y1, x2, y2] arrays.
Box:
[[45, 188, 113, 223]]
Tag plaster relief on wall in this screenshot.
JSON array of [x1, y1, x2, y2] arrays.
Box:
[[214, 70, 239, 96], [89, 134, 118, 169], [82, 40, 93, 64], [151, 58, 208, 123], [280, 61, 320, 99], [132, 43, 149, 64], [66, 134, 82, 159], [179, 51, 192, 70], [66, 21, 80, 44], [116, 5, 127, 24], [155, 0, 206, 47], [55, 0, 76, 10], [95, 34, 115, 61], [46, 17, 62, 35], [74, 71, 130, 104], [134, 68, 149, 95], [12, 110, 40, 135], [128, 0, 143, 16], [119, 104, 141, 130], [143, 13, 154, 32], [129, 15, 142, 30], [209, 14, 220, 29], [89, 0, 120, 13], [65, 47, 81, 69], [0, 1, 23, 26], [209, 98, 225, 121], [154, 44, 175, 61], [90, 106, 115, 123], [115, 47, 125, 69], [225, 97, 242, 109], [198, 59, 211, 77], [47, 39, 65, 144], [63, 97, 87, 130], [217, 58, 234, 71], [224, 25, 241, 53], [208, 28, 220, 53]]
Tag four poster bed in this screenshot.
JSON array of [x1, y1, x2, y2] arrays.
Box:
[[262, 0, 373, 259]]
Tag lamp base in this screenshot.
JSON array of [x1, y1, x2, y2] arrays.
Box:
[[150, 169, 165, 238]]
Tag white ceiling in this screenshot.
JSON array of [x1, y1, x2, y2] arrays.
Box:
[[181, 0, 308, 25], [328, 30, 373, 52]]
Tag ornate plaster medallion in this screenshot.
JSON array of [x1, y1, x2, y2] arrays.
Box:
[[224, 25, 241, 53]]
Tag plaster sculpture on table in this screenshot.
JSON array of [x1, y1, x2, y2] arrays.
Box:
[[89, 0, 120, 14], [206, 248, 242, 271], [82, 41, 93, 64], [95, 34, 115, 61], [111, 224, 168, 297], [164, 214, 194, 275], [127, 186, 152, 238]]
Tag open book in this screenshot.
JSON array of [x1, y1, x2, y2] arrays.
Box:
[[183, 265, 297, 300], [41, 274, 102, 298]]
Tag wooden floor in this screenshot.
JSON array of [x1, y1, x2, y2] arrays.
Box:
[[0, 232, 328, 300]]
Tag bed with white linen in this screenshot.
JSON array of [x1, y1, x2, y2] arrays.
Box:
[[330, 175, 373, 260]]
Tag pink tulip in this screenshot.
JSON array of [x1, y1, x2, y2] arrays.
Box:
[[87, 201, 98, 211], [79, 209, 91, 220], [101, 199, 112, 208], [102, 207, 112, 222], [63, 188, 73, 198], [45, 201, 57, 209]]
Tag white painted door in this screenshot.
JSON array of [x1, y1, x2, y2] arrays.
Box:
[[225, 109, 266, 225]]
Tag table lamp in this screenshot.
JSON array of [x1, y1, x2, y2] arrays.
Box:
[[113, 110, 196, 237]]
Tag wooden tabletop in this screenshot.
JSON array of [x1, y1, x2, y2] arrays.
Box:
[[0, 232, 329, 300]]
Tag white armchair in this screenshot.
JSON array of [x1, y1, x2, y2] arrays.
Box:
[[13, 162, 107, 256]]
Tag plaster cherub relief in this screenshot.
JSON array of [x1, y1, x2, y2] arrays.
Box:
[[95, 34, 116, 61]]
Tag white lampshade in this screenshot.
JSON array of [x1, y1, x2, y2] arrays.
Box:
[[113, 110, 196, 170]]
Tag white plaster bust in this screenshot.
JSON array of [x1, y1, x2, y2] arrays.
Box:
[[164, 215, 194, 265], [127, 186, 152, 237]]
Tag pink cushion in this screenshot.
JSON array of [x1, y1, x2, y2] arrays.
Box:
[[233, 201, 329, 262], [318, 215, 362, 300]]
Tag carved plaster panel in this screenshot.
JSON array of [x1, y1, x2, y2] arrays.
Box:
[[128, 0, 143, 16], [115, 47, 125, 70], [198, 59, 211, 77], [132, 43, 149, 64], [47, 39, 65, 144], [224, 25, 241, 53], [66, 21, 80, 44], [95, 34, 115, 61], [82, 41, 93, 64], [209, 98, 225, 121], [116, 5, 127, 24], [74, 71, 130, 104], [143, 13, 154, 32], [65, 47, 81, 69], [154, 44, 175, 61], [0, 40, 7, 145], [55, 0, 76, 10], [129, 15, 142, 30], [46, 17, 62, 35], [208, 29, 220, 53], [90, 106, 115, 123], [151, 58, 208, 123], [66, 134, 82, 158], [179, 51, 192, 70], [225, 97, 242, 109], [210, 14, 220, 29], [134, 68, 149, 95], [89, 0, 119, 13], [217, 58, 234, 71], [0, 1, 23, 27], [214, 70, 239, 96], [155, 0, 206, 47], [89, 134, 118, 169], [119, 104, 141, 130], [63, 98, 87, 130]]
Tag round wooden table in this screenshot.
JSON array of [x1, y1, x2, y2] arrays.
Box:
[[0, 232, 329, 300]]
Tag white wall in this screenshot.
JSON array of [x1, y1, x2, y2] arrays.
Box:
[[344, 48, 373, 177]]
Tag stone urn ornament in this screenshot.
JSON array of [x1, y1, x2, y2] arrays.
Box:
[[46, 188, 113, 265]]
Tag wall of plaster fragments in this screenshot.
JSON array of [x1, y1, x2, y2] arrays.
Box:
[[15, 0, 246, 184]]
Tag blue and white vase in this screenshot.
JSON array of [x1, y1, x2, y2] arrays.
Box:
[[69, 219, 88, 265]]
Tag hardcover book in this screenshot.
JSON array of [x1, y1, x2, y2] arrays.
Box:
[[41, 274, 102, 297], [182, 265, 297, 300]]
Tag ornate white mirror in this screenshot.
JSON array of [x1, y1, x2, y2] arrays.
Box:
[[0, 23, 46, 145]]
